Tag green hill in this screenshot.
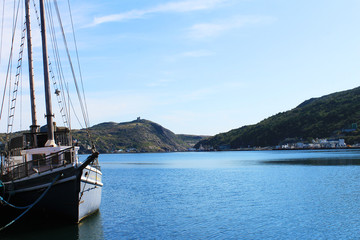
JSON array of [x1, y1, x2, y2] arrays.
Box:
[[73, 119, 203, 153], [0, 119, 207, 153], [195, 86, 360, 149]]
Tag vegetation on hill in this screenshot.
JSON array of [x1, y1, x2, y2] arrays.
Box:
[[0, 119, 208, 153], [195, 86, 360, 149], [72, 119, 204, 153], [176, 134, 210, 148]]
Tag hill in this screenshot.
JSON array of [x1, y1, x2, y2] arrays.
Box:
[[72, 119, 204, 153], [195, 86, 360, 149], [0, 119, 207, 153]]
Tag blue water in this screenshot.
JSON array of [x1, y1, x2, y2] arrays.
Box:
[[3, 149, 360, 239]]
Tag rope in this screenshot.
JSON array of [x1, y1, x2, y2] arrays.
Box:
[[0, 0, 21, 122], [0, 174, 60, 231], [30, 0, 96, 151], [45, 0, 69, 127], [53, 1, 89, 126], [78, 154, 98, 201], [79, 168, 91, 202], [35, 0, 86, 131], [0, 179, 5, 198], [33, 0, 72, 128], [53, 0, 95, 151], [0, 195, 32, 210], [66, 0, 90, 129], [0, 0, 6, 68], [7, 21, 26, 135]]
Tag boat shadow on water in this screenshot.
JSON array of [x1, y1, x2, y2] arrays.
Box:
[[0, 210, 104, 240]]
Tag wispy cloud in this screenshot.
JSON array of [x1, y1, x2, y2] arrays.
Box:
[[151, 0, 226, 12], [165, 49, 215, 62], [188, 15, 275, 39], [91, 0, 227, 26]]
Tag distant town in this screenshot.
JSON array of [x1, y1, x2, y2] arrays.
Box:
[[276, 138, 347, 150], [193, 138, 358, 152]]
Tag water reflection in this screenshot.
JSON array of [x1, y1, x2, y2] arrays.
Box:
[[263, 158, 360, 166], [0, 211, 104, 240], [78, 211, 104, 240]]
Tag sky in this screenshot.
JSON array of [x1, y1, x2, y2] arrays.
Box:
[[1, 0, 360, 136]]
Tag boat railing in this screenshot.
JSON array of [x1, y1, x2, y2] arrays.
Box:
[[89, 162, 101, 171], [3, 147, 76, 181]]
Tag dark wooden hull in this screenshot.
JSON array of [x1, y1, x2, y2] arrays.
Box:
[[0, 164, 102, 225]]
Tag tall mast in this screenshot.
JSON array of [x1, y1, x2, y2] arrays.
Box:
[[39, 0, 56, 147], [25, 0, 39, 144]]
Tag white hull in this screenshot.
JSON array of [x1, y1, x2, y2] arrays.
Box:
[[79, 166, 103, 221]]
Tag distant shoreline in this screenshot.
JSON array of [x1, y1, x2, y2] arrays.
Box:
[[92, 146, 360, 155]]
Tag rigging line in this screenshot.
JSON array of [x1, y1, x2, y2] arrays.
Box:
[[47, 0, 72, 128], [7, 57, 11, 132], [6, 0, 16, 128], [31, 0, 40, 28], [67, 82, 71, 131], [46, 5, 72, 130], [19, 0, 24, 131], [53, 0, 89, 130], [53, 0, 94, 150], [67, 0, 95, 148], [45, 0, 69, 126], [34, 0, 71, 129], [45, 1, 69, 116], [54, 0, 87, 125], [67, 0, 90, 127], [49, 2, 71, 127], [7, 21, 26, 135], [35, 0, 69, 128], [66, 83, 83, 129], [0, 0, 6, 68], [36, 1, 90, 143], [19, 64, 22, 130], [5, 0, 21, 144], [0, 0, 21, 122]]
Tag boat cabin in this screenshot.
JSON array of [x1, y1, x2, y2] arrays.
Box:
[[8, 124, 72, 157]]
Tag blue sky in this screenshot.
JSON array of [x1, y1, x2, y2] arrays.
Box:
[[2, 0, 360, 135]]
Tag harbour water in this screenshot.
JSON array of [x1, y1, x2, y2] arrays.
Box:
[[2, 149, 360, 239]]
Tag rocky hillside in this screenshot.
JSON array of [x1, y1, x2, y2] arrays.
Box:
[[73, 119, 204, 153]]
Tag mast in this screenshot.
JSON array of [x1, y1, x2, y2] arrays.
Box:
[[39, 0, 56, 147], [25, 0, 39, 146]]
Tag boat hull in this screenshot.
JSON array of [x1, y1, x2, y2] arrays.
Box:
[[0, 165, 102, 225], [79, 166, 103, 221]]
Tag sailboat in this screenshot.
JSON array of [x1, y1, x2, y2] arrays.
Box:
[[0, 0, 102, 227]]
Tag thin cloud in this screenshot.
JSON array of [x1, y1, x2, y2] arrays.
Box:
[[188, 15, 275, 39], [91, 0, 227, 26], [165, 50, 215, 62], [92, 10, 146, 25], [153, 0, 226, 12]]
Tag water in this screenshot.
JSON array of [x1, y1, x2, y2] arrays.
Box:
[[2, 149, 360, 239]]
